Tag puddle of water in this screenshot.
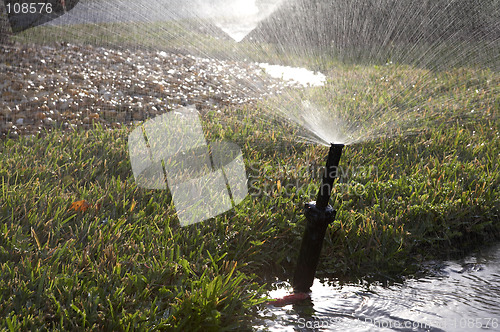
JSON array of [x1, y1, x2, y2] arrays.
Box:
[[259, 63, 326, 87], [256, 243, 500, 331]]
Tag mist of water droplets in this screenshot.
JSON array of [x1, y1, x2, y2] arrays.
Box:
[[17, 0, 500, 145]]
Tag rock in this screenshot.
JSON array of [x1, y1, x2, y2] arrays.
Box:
[[1, 106, 12, 118], [34, 111, 46, 120], [132, 111, 143, 120], [1, 42, 295, 137], [43, 117, 54, 125]]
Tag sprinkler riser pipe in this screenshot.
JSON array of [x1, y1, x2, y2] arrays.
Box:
[[292, 202, 336, 293], [292, 143, 344, 293], [316, 144, 344, 210]]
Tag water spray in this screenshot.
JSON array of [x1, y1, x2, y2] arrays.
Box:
[[292, 143, 344, 293]]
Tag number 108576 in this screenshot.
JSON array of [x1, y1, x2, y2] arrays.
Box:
[[5, 2, 53, 14]]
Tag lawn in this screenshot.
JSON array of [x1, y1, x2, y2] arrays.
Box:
[[1, 22, 499, 331]]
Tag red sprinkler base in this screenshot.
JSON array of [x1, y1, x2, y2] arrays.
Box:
[[267, 292, 311, 306]]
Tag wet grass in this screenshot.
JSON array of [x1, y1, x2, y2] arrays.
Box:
[[2, 28, 500, 330], [1, 61, 499, 330]]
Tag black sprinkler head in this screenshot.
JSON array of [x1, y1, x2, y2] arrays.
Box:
[[292, 143, 344, 293]]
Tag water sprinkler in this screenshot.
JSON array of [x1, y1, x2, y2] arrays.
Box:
[[292, 143, 344, 293]]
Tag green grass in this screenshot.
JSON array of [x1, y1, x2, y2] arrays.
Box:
[[1, 80, 499, 330], [0, 126, 268, 330], [2, 28, 500, 329]]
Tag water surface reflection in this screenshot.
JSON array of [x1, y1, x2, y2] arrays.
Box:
[[258, 243, 500, 331]]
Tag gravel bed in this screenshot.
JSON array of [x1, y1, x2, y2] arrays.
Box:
[[1, 42, 294, 138]]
